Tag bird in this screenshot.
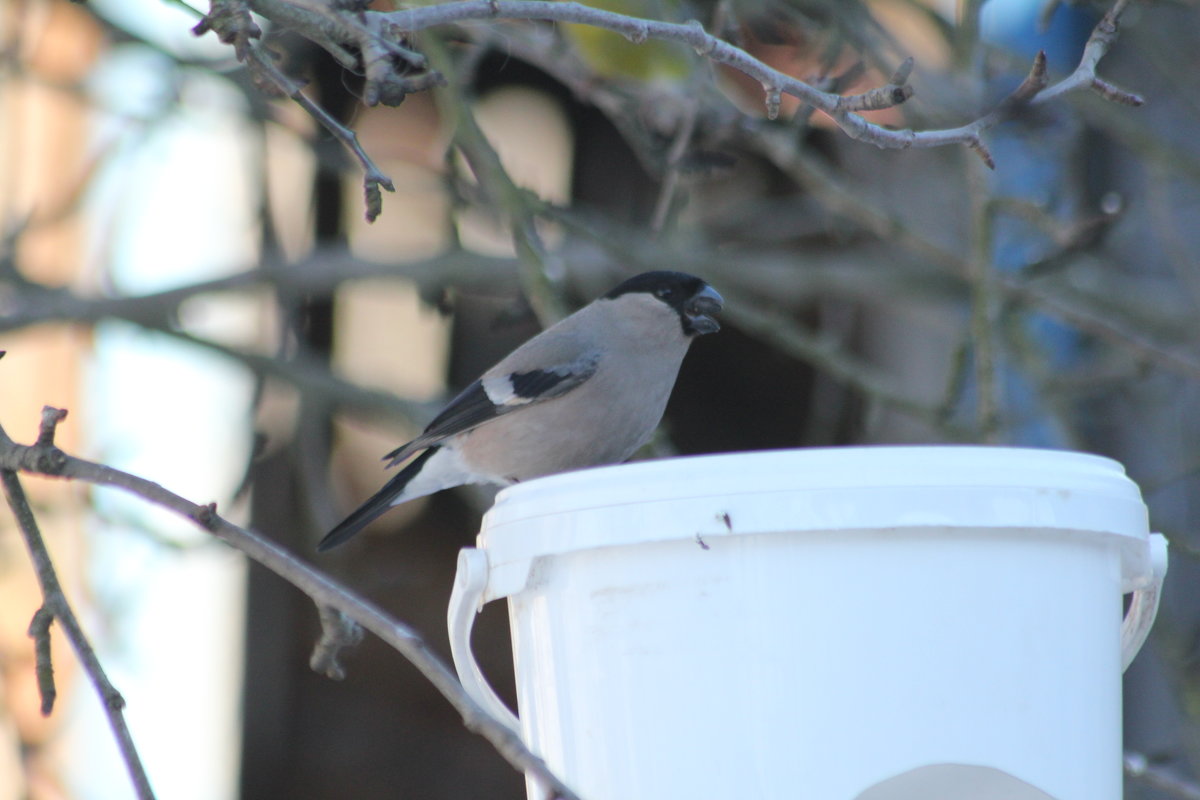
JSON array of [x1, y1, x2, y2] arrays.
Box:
[[317, 270, 723, 551]]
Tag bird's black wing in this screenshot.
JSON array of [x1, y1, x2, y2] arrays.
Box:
[[382, 352, 600, 467]]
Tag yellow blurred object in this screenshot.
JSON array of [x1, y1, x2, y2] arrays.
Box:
[[563, 0, 693, 82]]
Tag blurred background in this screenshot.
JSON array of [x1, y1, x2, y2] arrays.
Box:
[[1, 0, 1199, 798]]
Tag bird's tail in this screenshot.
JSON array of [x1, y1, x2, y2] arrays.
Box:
[[317, 447, 439, 552]]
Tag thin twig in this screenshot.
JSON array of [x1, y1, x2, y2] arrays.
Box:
[[836, 57, 915, 112], [739, 119, 968, 275], [283, 0, 429, 72], [188, 0, 1143, 225], [310, 604, 364, 681], [0, 412, 582, 800], [0, 249, 525, 429], [1, 408, 156, 800], [0, 248, 521, 335], [1000, 277, 1200, 382], [242, 42, 397, 222], [376, 0, 1138, 166], [1125, 752, 1200, 800], [644, 0, 726, 228], [386, 0, 917, 126], [650, 98, 699, 233], [1034, 0, 1143, 107], [720, 300, 970, 437], [27, 605, 56, 715], [191, 0, 440, 220], [966, 156, 1000, 440], [1036, 0, 1063, 34], [421, 33, 568, 324]]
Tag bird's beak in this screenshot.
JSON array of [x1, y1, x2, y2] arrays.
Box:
[[685, 285, 724, 335]]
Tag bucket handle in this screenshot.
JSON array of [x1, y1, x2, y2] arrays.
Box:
[[449, 532, 1169, 731], [1121, 532, 1169, 672], [448, 547, 523, 735]]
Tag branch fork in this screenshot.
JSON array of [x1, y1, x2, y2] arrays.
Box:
[[188, 0, 1143, 218], [1, 406, 153, 798], [0, 404, 582, 800]]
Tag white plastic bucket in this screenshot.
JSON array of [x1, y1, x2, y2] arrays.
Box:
[[448, 447, 1168, 800]]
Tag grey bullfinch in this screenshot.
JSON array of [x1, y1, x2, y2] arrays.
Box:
[[318, 270, 723, 551]]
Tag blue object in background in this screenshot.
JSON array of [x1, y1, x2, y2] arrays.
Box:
[[979, 0, 1095, 446]]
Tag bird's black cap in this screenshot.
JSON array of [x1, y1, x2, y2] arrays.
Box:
[[603, 271, 723, 336], [603, 271, 709, 302]]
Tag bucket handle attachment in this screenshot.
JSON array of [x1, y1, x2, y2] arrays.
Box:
[[1121, 532, 1169, 672], [448, 547, 523, 735]]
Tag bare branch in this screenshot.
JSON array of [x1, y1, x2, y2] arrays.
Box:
[[187, 0, 1146, 222], [192, 0, 262, 61], [241, 0, 355, 62], [719, 300, 969, 437], [1089, 76, 1144, 107], [795, 61, 867, 127], [421, 34, 569, 324], [310, 604, 364, 681], [1003, 49, 1051, 107], [192, 0, 410, 221], [388, 0, 919, 133], [836, 57, 915, 112], [1036, 0, 1063, 34], [27, 605, 56, 716], [36, 405, 69, 448], [0, 412, 582, 800], [0, 249, 520, 336], [999, 276, 1200, 383], [1125, 752, 1200, 800], [966, 160, 1001, 440], [0, 248, 526, 429], [375, 0, 1138, 164], [1033, 0, 1142, 106], [650, 90, 700, 233], [1, 412, 156, 800], [909, 49, 1049, 170], [289, 0, 428, 69], [241, 43, 398, 222], [968, 136, 996, 170]]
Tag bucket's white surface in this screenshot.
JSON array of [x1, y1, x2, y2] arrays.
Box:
[[450, 447, 1166, 800]]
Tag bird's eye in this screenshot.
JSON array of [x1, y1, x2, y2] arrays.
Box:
[[654, 287, 672, 299]]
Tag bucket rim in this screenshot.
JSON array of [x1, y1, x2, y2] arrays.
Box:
[[485, 445, 1137, 521], [478, 446, 1149, 566]]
